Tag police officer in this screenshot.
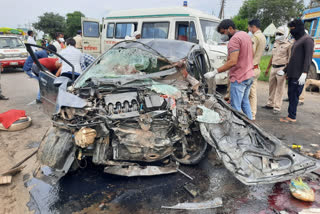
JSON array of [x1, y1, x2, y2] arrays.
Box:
[[248, 19, 267, 120], [263, 26, 292, 114]]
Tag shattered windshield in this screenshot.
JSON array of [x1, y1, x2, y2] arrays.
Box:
[[75, 48, 170, 88]]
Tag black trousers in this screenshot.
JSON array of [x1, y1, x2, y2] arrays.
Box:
[[288, 78, 304, 119]]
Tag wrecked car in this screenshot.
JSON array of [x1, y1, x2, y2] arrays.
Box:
[[26, 40, 319, 185]]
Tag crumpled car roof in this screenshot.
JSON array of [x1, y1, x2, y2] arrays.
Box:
[[112, 39, 200, 62]]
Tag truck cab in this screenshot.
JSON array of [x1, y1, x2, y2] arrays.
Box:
[[81, 7, 228, 85]]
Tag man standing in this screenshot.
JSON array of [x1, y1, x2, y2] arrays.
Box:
[[205, 19, 254, 119], [74, 30, 83, 50], [52, 32, 62, 53], [280, 19, 314, 123], [0, 63, 8, 100], [27, 30, 37, 52], [263, 26, 292, 114], [248, 19, 266, 120]]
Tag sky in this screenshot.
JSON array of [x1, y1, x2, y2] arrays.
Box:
[[0, 0, 311, 29]]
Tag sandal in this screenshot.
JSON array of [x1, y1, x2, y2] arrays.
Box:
[[279, 117, 296, 123]]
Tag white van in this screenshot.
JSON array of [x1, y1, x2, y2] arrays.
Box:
[[0, 35, 28, 68], [81, 7, 228, 85]]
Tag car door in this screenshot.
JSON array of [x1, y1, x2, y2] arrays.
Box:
[[38, 71, 58, 115], [81, 17, 101, 57], [25, 43, 75, 116]]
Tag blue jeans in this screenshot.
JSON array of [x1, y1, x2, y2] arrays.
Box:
[[230, 78, 253, 120], [288, 78, 304, 119], [25, 70, 41, 101]]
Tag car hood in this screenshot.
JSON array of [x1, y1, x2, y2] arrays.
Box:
[[199, 95, 320, 185]]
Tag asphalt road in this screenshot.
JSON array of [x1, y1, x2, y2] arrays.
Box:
[[1, 70, 320, 214]]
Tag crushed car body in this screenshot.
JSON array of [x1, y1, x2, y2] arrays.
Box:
[[25, 40, 320, 185]]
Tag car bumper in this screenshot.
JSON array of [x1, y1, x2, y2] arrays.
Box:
[[0, 59, 26, 68]]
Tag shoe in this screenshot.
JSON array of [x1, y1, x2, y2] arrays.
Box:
[[262, 105, 273, 109], [299, 102, 304, 106], [283, 98, 289, 102], [36, 99, 42, 104], [0, 94, 9, 100], [273, 110, 280, 114], [279, 117, 296, 123]]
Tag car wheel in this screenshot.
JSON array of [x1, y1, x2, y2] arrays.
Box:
[[172, 128, 209, 165]]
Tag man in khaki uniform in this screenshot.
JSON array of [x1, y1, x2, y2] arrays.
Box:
[[263, 26, 292, 113], [248, 19, 266, 120], [73, 30, 82, 50]]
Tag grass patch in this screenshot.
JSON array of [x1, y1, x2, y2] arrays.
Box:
[[258, 55, 271, 81]]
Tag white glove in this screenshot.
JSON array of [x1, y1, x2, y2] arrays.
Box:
[[298, 73, 307, 85], [204, 69, 218, 79], [277, 70, 285, 76]]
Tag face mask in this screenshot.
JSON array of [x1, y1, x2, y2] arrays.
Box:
[[221, 34, 229, 42], [290, 25, 305, 40], [275, 35, 285, 41], [248, 31, 253, 37]]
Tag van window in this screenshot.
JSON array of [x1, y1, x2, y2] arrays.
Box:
[[189, 21, 197, 43], [115, 23, 136, 39], [200, 19, 221, 44], [176, 22, 189, 41], [107, 23, 115, 38], [142, 22, 169, 39], [175, 21, 198, 43], [83, 21, 100, 37], [310, 19, 319, 37]]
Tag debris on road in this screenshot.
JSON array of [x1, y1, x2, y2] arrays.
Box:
[[0, 176, 12, 185], [299, 208, 320, 214], [161, 197, 223, 210], [177, 168, 193, 180], [184, 183, 200, 198], [1, 165, 25, 176], [289, 177, 315, 202], [314, 150, 320, 159]]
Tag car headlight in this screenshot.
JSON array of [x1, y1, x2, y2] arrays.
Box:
[[20, 52, 28, 58], [0, 53, 5, 59]]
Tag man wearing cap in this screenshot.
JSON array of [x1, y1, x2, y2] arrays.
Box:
[[132, 31, 141, 40], [263, 26, 292, 114], [248, 19, 266, 120], [74, 30, 82, 50]]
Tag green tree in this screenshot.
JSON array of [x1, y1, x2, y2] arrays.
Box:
[[232, 15, 248, 31], [33, 12, 66, 39], [237, 0, 305, 30], [65, 11, 85, 38]]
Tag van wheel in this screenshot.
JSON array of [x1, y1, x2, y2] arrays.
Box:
[[308, 63, 319, 80]]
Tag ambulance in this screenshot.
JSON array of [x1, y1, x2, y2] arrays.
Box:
[[0, 35, 28, 68], [81, 7, 228, 85]]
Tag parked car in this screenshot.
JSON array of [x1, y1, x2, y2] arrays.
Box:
[[0, 35, 28, 68], [26, 40, 319, 185]]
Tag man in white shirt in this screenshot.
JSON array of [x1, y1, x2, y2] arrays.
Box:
[[52, 32, 62, 53], [27, 30, 37, 52], [56, 38, 82, 79]]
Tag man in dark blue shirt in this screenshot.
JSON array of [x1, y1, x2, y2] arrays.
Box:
[[23, 45, 56, 103]]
